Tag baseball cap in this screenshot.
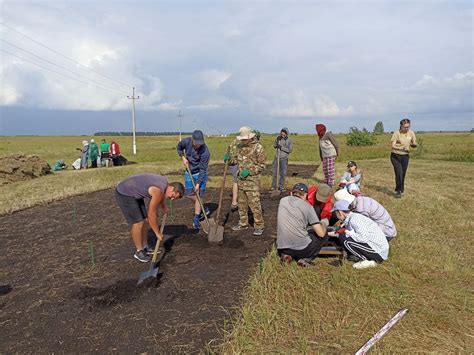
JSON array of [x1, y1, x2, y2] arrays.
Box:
[[331, 200, 352, 212], [292, 183, 308, 193], [192, 130, 205, 145]]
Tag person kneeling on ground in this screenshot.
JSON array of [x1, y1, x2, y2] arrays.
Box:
[[115, 173, 184, 262], [334, 189, 397, 241], [306, 183, 336, 226], [330, 200, 389, 269], [277, 183, 329, 267]]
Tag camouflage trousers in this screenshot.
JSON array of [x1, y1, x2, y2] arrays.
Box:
[[237, 188, 264, 229]]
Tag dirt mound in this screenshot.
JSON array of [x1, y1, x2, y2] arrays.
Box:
[[0, 154, 51, 185]]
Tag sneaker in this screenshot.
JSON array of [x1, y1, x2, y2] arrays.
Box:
[[347, 254, 362, 262], [199, 207, 211, 221], [395, 191, 402, 198], [231, 223, 249, 231], [297, 258, 315, 267], [280, 188, 286, 193], [134, 249, 150, 263], [253, 228, 264, 236], [192, 215, 201, 230], [353, 260, 377, 269], [280, 253, 293, 264], [230, 203, 239, 212]]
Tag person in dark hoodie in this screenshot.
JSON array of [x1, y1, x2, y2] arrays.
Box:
[[315, 124, 339, 187], [271, 127, 293, 192]]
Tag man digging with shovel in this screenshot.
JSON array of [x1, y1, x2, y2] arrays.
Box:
[[115, 173, 184, 262], [176, 130, 211, 231]]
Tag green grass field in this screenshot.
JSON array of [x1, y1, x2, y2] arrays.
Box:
[[1, 133, 473, 353]]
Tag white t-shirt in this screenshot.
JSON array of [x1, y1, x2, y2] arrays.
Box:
[[277, 196, 320, 250]]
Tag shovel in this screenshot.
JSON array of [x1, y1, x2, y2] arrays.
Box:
[[270, 147, 281, 197], [185, 165, 216, 234], [208, 148, 230, 243], [137, 213, 167, 286]]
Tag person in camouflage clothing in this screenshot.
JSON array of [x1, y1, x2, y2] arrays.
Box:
[[225, 126, 266, 236]]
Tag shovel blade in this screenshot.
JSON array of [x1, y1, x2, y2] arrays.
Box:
[[202, 217, 217, 235], [208, 225, 224, 243], [137, 264, 159, 286]]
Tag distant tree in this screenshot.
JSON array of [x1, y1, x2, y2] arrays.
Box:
[[346, 127, 376, 146], [373, 121, 384, 134]]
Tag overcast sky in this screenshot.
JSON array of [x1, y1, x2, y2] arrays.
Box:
[[1, 0, 473, 135]]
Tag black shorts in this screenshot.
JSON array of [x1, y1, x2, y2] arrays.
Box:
[[115, 190, 147, 225]]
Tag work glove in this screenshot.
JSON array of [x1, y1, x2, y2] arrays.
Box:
[[339, 182, 346, 187], [223, 153, 230, 162], [410, 143, 417, 148], [240, 169, 250, 178], [320, 218, 329, 227], [336, 227, 346, 237]]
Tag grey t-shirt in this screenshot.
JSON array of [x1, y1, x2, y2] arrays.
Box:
[[277, 195, 320, 250], [116, 173, 168, 199]]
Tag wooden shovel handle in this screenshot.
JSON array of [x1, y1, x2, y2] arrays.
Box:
[[150, 213, 167, 263], [215, 146, 230, 222]]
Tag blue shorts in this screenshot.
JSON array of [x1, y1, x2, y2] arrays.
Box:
[[184, 171, 207, 196]]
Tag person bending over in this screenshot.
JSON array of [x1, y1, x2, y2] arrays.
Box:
[[277, 183, 329, 267]]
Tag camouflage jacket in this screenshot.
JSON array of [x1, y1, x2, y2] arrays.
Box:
[[229, 139, 266, 188]]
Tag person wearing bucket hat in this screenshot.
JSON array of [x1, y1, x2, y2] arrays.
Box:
[[276, 183, 329, 267], [334, 189, 397, 241], [339, 160, 362, 193], [315, 123, 339, 187], [306, 183, 335, 226], [177, 130, 211, 230], [228, 126, 267, 236], [331, 199, 389, 269]]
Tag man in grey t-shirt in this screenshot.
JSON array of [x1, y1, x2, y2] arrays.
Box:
[[277, 183, 329, 266]]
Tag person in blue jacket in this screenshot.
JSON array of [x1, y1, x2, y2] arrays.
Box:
[[176, 130, 211, 230]]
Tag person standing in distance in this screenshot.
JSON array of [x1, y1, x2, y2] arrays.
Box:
[[390, 118, 417, 198]]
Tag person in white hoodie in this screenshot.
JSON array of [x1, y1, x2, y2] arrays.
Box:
[[330, 200, 389, 269]]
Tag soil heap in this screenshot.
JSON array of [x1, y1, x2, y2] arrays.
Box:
[[0, 154, 51, 185]]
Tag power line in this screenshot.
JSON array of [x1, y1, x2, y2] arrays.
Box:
[[1, 39, 128, 95], [0, 22, 131, 89], [1, 48, 126, 96]]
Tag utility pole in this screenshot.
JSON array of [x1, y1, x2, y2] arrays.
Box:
[[177, 110, 183, 142], [127, 87, 139, 155]]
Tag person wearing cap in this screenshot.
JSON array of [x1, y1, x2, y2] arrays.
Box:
[[334, 189, 397, 241], [277, 183, 329, 266], [227, 126, 266, 236], [89, 139, 99, 168], [315, 124, 339, 187], [306, 183, 335, 226], [270, 127, 293, 192], [177, 130, 211, 230], [390, 118, 417, 198], [330, 200, 389, 269], [339, 160, 362, 193]]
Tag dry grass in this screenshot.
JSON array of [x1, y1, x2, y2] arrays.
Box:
[[220, 158, 474, 353]]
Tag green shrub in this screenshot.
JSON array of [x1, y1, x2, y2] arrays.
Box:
[[346, 127, 376, 146], [373, 121, 384, 134]]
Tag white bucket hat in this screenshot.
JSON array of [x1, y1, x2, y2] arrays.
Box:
[[236, 126, 256, 140], [334, 189, 356, 203]]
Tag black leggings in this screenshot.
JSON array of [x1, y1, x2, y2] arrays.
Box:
[[339, 235, 383, 262], [390, 153, 409, 193]]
